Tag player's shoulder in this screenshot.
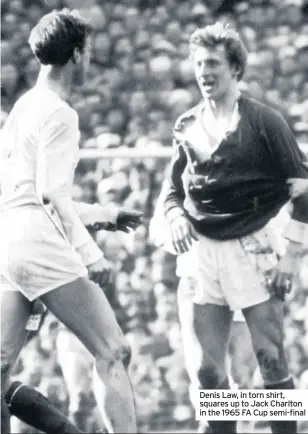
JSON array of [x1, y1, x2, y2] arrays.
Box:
[[173, 103, 203, 133], [44, 91, 76, 117], [15, 88, 77, 123], [7, 90, 34, 118], [242, 94, 285, 124], [41, 93, 78, 128]]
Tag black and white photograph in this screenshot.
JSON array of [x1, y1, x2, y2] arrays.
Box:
[[1, 0, 308, 433]]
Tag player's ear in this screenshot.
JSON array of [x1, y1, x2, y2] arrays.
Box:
[[231, 64, 241, 79], [72, 47, 81, 64]]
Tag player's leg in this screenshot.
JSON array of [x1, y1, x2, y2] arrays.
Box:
[[178, 278, 235, 434], [41, 277, 137, 433], [243, 297, 296, 434], [1, 290, 32, 433], [1, 395, 11, 434], [5, 379, 83, 434], [227, 313, 259, 434], [1, 291, 32, 391], [1, 291, 84, 434], [228, 313, 258, 389]]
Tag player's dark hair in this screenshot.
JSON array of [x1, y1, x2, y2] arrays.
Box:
[[189, 22, 248, 81], [28, 9, 93, 66]]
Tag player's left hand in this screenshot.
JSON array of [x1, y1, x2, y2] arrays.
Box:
[[266, 242, 302, 300], [116, 209, 143, 233], [266, 256, 294, 301], [87, 209, 142, 233], [287, 178, 308, 199]]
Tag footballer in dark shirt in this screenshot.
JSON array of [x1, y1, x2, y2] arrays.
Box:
[[162, 22, 308, 434]]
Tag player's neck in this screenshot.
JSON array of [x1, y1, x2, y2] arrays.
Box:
[[35, 65, 72, 102], [206, 86, 240, 119]]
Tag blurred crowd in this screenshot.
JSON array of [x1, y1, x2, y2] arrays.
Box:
[[2, 0, 308, 432]]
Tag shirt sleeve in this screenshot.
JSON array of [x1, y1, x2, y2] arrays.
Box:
[[265, 109, 308, 245], [73, 201, 119, 227], [163, 131, 187, 223], [36, 106, 103, 266]]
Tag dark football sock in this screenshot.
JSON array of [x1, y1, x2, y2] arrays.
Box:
[[265, 377, 297, 434], [5, 381, 83, 433]]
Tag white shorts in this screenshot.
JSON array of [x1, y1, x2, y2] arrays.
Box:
[[0, 206, 88, 301], [176, 220, 287, 311]]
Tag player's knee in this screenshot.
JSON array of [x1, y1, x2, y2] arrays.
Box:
[[255, 347, 288, 382], [121, 344, 132, 369], [96, 338, 131, 370], [114, 340, 132, 369], [197, 365, 224, 389]]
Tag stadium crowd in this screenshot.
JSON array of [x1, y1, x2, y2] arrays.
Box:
[[1, 0, 308, 432]]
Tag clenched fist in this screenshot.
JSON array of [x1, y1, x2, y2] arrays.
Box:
[[87, 256, 111, 287], [87, 209, 143, 233]]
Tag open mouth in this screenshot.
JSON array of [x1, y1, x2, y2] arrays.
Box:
[[200, 77, 216, 92]]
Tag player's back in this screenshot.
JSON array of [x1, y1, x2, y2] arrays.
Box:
[[0, 87, 71, 210]]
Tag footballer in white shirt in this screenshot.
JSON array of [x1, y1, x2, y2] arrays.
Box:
[[0, 9, 140, 434]]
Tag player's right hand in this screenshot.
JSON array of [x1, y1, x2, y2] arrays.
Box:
[[169, 215, 198, 254], [287, 178, 308, 199], [87, 256, 111, 287]]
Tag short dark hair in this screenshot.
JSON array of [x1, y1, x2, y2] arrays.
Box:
[[28, 9, 93, 66], [189, 22, 248, 81]]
